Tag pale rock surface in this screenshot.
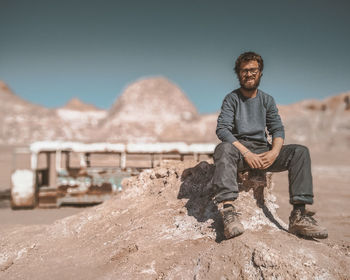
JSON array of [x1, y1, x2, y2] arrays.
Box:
[[108, 77, 199, 123], [1, 78, 349, 146], [99, 77, 217, 143], [0, 81, 68, 144], [278, 92, 350, 150], [56, 98, 107, 131], [1, 161, 349, 279], [0, 81, 107, 144], [62, 98, 101, 112]]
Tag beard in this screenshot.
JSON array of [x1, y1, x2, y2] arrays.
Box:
[[239, 74, 261, 91]]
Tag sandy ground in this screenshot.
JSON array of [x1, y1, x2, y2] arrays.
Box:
[[273, 149, 350, 242], [273, 169, 350, 242], [1, 159, 349, 279], [0, 206, 86, 229], [0, 147, 349, 244]]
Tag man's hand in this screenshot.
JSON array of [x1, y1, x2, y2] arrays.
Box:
[[243, 152, 264, 169], [258, 150, 279, 169], [233, 138, 283, 170]]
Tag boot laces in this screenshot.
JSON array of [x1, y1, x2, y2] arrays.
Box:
[[225, 211, 241, 223], [301, 211, 318, 225]]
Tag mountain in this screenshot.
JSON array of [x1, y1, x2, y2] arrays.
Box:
[[0, 81, 68, 145], [99, 77, 216, 143], [0, 81, 14, 97], [108, 77, 199, 122], [56, 98, 107, 133], [0, 82, 103, 144], [62, 98, 101, 112], [0, 78, 349, 147], [278, 92, 350, 150]]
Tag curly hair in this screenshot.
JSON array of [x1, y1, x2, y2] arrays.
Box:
[[234, 51, 264, 76]]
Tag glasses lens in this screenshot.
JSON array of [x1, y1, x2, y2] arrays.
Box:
[[241, 68, 259, 75]]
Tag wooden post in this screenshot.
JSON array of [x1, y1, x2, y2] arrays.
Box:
[[121, 152, 126, 170], [151, 154, 154, 168], [56, 150, 62, 172]]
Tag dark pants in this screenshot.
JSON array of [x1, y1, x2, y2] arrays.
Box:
[[212, 141, 314, 205]]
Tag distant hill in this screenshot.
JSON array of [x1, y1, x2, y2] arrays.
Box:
[[0, 81, 73, 144], [108, 77, 199, 122], [99, 77, 215, 143], [0, 81, 107, 144], [0, 78, 349, 148], [278, 92, 350, 150], [56, 98, 107, 134], [62, 98, 102, 112]]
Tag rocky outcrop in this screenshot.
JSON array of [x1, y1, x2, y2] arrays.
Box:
[[56, 98, 107, 134], [61, 98, 102, 112], [278, 92, 350, 149], [0, 81, 72, 144], [0, 81, 108, 144], [0, 78, 217, 144], [1, 78, 349, 146], [108, 77, 199, 123], [99, 77, 212, 143], [1, 161, 348, 279]]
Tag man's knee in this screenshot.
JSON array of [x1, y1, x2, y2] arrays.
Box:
[[214, 142, 240, 159], [293, 144, 310, 158]]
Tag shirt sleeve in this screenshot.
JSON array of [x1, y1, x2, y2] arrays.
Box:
[[266, 96, 285, 139], [216, 94, 238, 143]]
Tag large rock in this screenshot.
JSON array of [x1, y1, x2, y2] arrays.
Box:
[[0, 81, 106, 144], [0, 161, 348, 279], [61, 98, 101, 112], [1, 78, 349, 146], [279, 92, 350, 149], [98, 77, 217, 143], [112, 77, 198, 121], [55, 98, 107, 134], [0, 81, 69, 144]]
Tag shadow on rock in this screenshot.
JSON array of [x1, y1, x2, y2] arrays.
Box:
[[178, 162, 288, 243], [237, 170, 287, 232], [177, 161, 224, 242]]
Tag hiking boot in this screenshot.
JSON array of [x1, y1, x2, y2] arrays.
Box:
[[220, 205, 244, 239], [288, 209, 328, 239]]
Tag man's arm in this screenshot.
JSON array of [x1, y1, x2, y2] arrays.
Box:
[[257, 95, 285, 169], [265, 96, 285, 140], [216, 94, 238, 143]]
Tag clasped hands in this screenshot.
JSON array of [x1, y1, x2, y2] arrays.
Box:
[[243, 150, 278, 170]]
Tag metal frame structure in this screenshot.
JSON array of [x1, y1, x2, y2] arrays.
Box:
[[11, 141, 215, 208]]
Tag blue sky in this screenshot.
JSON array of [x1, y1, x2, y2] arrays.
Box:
[[1, 0, 349, 113]]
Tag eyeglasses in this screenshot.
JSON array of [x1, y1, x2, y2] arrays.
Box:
[[240, 68, 260, 76]]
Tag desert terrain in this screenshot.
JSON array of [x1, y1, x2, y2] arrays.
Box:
[[0, 159, 349, 279], [0, 77, 349, 279]]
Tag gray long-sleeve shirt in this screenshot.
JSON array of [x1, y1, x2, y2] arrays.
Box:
[[216, 89, 285, 145]]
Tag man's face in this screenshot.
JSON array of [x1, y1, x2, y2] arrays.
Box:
[[238, 60, 262, 91]]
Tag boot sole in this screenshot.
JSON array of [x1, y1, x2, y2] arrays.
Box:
[[289, 229, 328, 239], [224, 229, 245, 239]]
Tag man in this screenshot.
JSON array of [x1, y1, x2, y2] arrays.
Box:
[[213, 51, 328, 239]]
